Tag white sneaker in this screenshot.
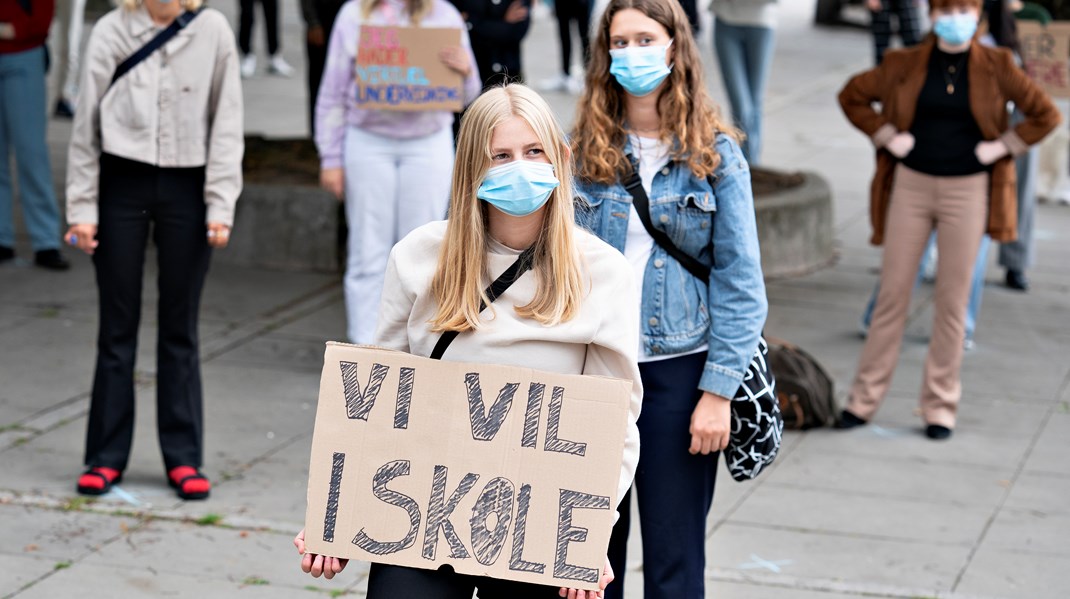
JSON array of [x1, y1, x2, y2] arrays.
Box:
[[537, 73, 570, 93], [268, 55, 294, 77], [240, 54, 257, 78], [565, 74, 584, 94]]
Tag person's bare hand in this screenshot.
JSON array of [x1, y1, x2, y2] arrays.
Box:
[[206, 222, 231, 248], [885, 132, 915, 159], [294, 528, 349, 579], [321, 168, 345, 200], [505, 0, 529, 23], [558, 557, 613, 598], [689, 391, 731, 455], [65, 224, 99, 255], [438, 46, 471, 77], [866, 0, 883, 11], [307, 25, 326, 46], [975, 139, 1009, 165]]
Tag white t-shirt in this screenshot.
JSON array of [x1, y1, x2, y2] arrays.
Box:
[[626, 135, 708, 363]]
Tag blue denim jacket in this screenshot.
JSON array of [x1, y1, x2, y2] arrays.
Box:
[[575, 134, 768, 398]]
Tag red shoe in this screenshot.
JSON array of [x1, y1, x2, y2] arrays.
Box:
[[168, 466, 211, 500], [76, 467, 122, 496]]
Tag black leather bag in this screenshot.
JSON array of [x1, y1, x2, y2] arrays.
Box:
[[623, 170, 783, 482]]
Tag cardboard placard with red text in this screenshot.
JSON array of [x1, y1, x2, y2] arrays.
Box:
[[1018, 21, 1070, 98], [303, 343, 632, 590], [355, 25, 464, 111]]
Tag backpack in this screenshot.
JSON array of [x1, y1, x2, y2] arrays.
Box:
[[767, 338, 836, 430]]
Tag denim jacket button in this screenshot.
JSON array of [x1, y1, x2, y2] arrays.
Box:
[[660, 167, 670, 176], [653, 258, 664, 268], [701, 221, 709, 229], [648, 317, 658, 326], [659, 214, 669, 224]]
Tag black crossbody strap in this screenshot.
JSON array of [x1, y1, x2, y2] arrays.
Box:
[[108, 10, 201, 91], [430, 246, 536, 360], [623, 169, 711, 284]]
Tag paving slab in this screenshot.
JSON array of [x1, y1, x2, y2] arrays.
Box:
[[1021, 412, 1070, 477], [0, 553, 60, 598], [978, 507, 1070, 556], [955, 543, 1070, 599], [0, 504, 139, 562], [1003, 470, 1070, 514], [707, 521, 972, 592]]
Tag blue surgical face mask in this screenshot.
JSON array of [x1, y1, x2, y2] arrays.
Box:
[[477, 160, 560, 217], [933, 14, 977, 46], [609, 41, 673, 97]]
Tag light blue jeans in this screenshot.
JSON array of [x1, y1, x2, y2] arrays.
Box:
[[0, 46, 62, 251], [863, 232, 989, 342], [713, 19, 775, 164]]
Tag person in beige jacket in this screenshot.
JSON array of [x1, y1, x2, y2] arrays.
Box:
[[66, 0, 243, 500]]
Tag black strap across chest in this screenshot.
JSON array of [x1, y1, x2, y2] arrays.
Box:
[[623, 169, 711, 284], [108, 10, 201, 92], [429, 246, 536, 360]]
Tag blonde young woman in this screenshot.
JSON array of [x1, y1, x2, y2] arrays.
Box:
[[295, 84, 641, 599], [66, 0, 243, 499], [572, 0, 767, 596], [316, 0, 481, 345]]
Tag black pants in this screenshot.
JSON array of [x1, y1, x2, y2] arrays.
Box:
[[554, 0, 590, 75], [84, 154, 212, 472], [677, 0, 700, 35], [367, 564, 560, 598], [306, 0, 346, 137], [871, 0, 920, 64], [239, 0, 280, 56], [605, 351, 718, 599]]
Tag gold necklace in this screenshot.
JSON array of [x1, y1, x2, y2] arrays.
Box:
[[940, 52, 968, 95]]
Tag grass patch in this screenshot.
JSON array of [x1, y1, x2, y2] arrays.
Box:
[[0, 423, 28, 433], [194, 513, 224, 526], [53, 561, 71, 571], [243, 576, 270, 586], [62, 496, 95, 511], [329, 591, 349, 598]]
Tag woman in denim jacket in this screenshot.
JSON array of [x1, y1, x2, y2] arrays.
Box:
[[572, 0, 767, 596]]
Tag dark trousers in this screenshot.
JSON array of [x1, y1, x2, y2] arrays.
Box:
[[306, 0, 346, 138], [84, 154, 212, 472], [871, 0, 920, 64], [605, 351, 718, 599], [367, 564, 560, 598], [554, 0, 590, 75], [677, 0, 700, 35], [239, 0, 280, 56]]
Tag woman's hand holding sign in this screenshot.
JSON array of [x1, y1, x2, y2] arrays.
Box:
[[559, 557, 614, 599], [438, 46, 471, 77], [295, 528, 349, 579]]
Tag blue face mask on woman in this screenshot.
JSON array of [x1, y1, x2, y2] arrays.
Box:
[[477, 160, 560, 217], [933, 14, 977, 46], [609, 41, 674, 97]]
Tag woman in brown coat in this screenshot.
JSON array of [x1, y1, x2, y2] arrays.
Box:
[[836, 0, 1058, 439]]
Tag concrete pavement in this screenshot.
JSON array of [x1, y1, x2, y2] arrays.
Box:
[[4, 1, 1070, 597]]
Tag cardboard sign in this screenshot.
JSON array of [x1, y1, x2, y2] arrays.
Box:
[[1018, 21, 1070, 98], [355, 25, 464, 111], [304, 343, 632, 590]]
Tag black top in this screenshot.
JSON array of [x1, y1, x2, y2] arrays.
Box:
[[449, 0, 530, 89], [902, 48, 987, 177]]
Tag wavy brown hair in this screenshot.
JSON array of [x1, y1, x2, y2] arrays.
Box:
[[572, 0, 739, 184]]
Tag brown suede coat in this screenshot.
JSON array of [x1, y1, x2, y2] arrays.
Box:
[[838, 36, 1060, 245]]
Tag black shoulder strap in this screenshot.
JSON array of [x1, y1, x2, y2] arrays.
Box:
[[108, 10, 201, 91], [430, 246, 536, 360], [623, 169, 711, 284]]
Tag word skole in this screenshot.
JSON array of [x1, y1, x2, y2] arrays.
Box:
[[304, 344, 631, 589]]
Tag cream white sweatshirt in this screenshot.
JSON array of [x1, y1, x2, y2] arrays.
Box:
[[374, 220, 643, 515]]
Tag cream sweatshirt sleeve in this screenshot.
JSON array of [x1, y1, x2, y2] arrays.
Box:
[[579, 232, 643, 517]]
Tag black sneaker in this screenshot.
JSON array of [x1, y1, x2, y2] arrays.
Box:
[[34, 249, 70, 271], [0, 246, 13, 263], [54, 99, 75, 119], [1004, 269, 1029, 292], [834, 409, 868, 429], [925, 424, 953, 440]]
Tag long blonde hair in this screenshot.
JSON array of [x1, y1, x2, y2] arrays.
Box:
[[120, 0, 205, 10], [572, 0, 739, 184], [361, 0, 431, 25], [429, 85, 585, 333]]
